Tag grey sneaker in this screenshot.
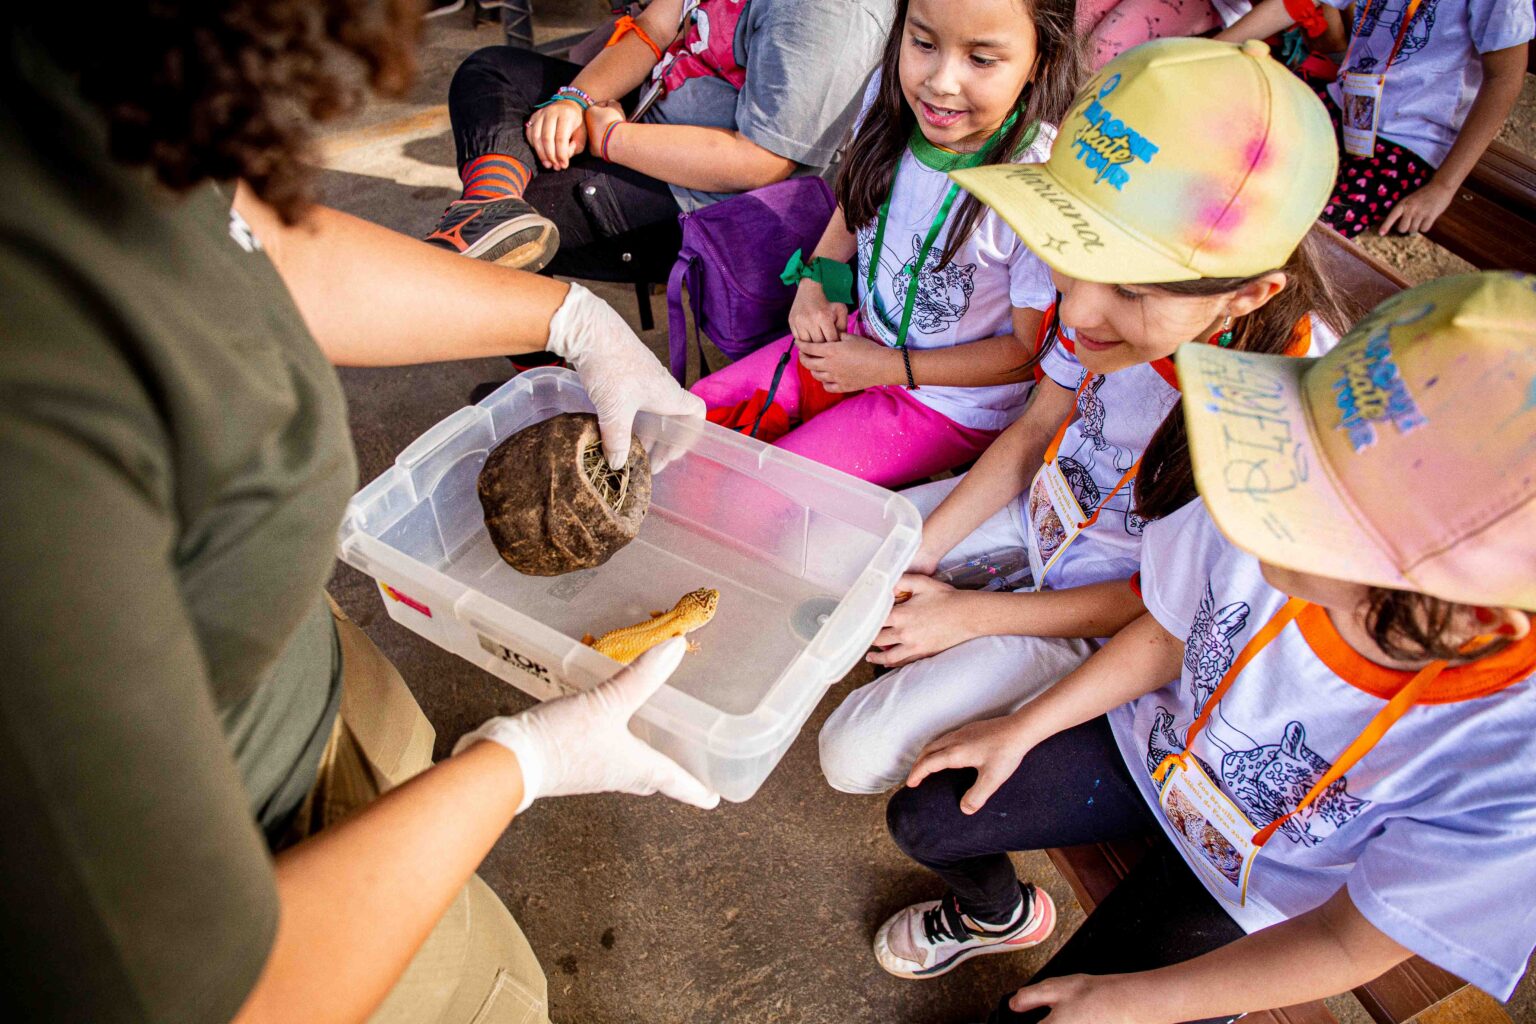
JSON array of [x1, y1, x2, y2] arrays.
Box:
[[424, 196, 559, 271]]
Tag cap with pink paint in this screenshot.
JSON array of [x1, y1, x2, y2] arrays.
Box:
[[950, 37, 1338, 284]]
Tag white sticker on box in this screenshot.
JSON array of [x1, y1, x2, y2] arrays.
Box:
[[476, 634, 574, 695]]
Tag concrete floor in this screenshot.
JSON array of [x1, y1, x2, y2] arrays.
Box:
[[317, 6, 1535, 1022]]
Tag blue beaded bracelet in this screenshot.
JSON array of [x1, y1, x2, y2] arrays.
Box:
[[533, 85, 593, 112]]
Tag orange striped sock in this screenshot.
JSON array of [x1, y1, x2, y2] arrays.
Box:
[[459, 153, 531, 201]]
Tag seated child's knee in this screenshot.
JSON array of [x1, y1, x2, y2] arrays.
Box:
[[817, 720, 891, 795], [885, 773, 974, 860]]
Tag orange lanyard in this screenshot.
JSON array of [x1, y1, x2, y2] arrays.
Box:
[[1043, 377, 1143, 531], [1155, 597, 1492, 848], [1345, 0, 1425, 76]]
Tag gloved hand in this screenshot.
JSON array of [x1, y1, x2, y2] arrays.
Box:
[[452, 637, 720, 812], [544, 282, 705, 469]]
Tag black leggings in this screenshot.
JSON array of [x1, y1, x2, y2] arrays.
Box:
[[447, 45, 683, 282], [886, 716, 1245, 1024]]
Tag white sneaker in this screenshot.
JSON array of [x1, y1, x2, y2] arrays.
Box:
[[873, 883, 1056, 979]]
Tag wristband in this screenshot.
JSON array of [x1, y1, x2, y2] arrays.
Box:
[[599, 120, 623, 162], [901, 345, 918, 391], [779, 248, 856, 305], [534, 86, 593, 112], [1283, 0, 1329, 38], [606, 14, 664, 62]]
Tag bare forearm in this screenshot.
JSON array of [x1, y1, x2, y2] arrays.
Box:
[[1422, 47, 1526, 193], [812, 207, 859, 262], [569, 0, 682, 101], [910, 337, 1032, 386], [1013, 612, 1184, 744], [234, 743, 525, 1024], [912, 308, 1043, 387], [1108, 889, 1412, 1023], [920, 379, 1074, 563], [606, 122, 796, 193], [1216, 0, 1296, 42], [237, 186, 568, 366], [966, 579, 1144, 640]]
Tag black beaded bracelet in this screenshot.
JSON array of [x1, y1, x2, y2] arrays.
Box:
[[901, 346, 918, 390]]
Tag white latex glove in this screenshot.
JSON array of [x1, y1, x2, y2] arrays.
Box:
[[544, 282, 706, 469], [451, 637, 720, 812]]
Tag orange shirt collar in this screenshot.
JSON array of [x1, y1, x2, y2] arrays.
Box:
[[1295, 603, 1536, 704]]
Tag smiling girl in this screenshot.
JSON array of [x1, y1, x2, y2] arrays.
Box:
[[818, 38, 1357, 831], [688, 0, 1079, 488]]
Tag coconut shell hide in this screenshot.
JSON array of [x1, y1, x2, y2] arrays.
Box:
[[478, 413, 651, 576]]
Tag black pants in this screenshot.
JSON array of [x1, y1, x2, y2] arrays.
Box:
[[448, 45, 683, 282], [886, 717, 1245, 1024]]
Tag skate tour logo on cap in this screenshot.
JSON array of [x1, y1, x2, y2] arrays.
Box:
[[1071, 75, 1159, 190], [1333, 303, 1432, 453]]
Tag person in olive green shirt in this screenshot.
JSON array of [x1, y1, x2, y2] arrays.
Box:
[[0, 6, 717, 1023]]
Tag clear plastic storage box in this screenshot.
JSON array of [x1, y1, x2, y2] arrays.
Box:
[[336, 369, 921, 801]]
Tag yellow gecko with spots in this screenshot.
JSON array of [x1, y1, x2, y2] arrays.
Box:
[[582, 588, 720, 664]]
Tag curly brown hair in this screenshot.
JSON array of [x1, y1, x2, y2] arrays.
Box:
[[18, 0, 422, 223]]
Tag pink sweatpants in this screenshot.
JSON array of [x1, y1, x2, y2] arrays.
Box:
[[690, 334, 999, 490], [1075, 0, 1223, 70]]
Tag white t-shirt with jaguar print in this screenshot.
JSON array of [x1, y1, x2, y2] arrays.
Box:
[[1023, 338, 1178, 589], [1109, 499, 1536, 1000], [851, 72, 1057, 431]]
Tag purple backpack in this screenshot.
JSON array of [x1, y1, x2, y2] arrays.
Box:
[[665, 176, 837, 384]]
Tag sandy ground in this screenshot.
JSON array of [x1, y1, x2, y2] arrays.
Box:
[[315, 5, 1536, 1022]]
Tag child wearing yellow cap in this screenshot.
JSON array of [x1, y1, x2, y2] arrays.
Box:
[[889, 271, 1536, 1022], [818, 38, 1355, 803]]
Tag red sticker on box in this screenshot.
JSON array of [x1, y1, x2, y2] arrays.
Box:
[[380, 583, 433, 618]]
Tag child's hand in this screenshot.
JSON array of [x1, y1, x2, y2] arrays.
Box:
[[788, 279, 847, 344], [585, 101, 628, 159], [1378, 181, 1455, 236], [525, 99, 588, 171], [869, 574, 973, 667], [799, 331, 896, 393], [906, 712, 1034, 814], [1007, 975, 1141, 1024]]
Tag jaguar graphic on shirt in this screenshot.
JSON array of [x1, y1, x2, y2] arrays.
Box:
[[1145, 705, 1216, 779], [1145, 710, 1370, 847], [856, 228, 978, 341], [1185, 582, 1252, 713], [1353, 0, 1439, 71], [1053, 373, 1145, 537], [1221, 721, 1371, 846]]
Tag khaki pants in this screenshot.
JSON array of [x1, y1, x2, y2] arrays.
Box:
[[288, 601, 551, 1024]]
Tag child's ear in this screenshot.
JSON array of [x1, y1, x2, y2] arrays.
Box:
[[1223, 271, 1289, 320], [1491, 607, 1532, 640]]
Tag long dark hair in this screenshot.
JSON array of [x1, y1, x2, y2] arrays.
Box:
[[835, 0, 1081, 268], [1132, 228, 1365, 520], [12, 1, 422, 224], [1364, 588, 1515, 664]]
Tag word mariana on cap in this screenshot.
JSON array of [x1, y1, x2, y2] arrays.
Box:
[[1333, 303, 1432, 453], [1071, 75, 1159, 190]]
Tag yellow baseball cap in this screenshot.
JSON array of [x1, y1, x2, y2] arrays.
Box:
[[1178, 272, 1536, 610], [951, 37, 1337, 283]]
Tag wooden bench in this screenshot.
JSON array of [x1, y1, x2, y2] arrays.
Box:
[[1047, 838, 1493, 1024], [1040, 229, 1516, 1024], [1425, 140, 1536, 275]]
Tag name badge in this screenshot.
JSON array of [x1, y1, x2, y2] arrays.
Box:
[[1339, 73, 1386, 159], [1024, 458, 1089, 591], [1156, 756, 1259, 907]]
